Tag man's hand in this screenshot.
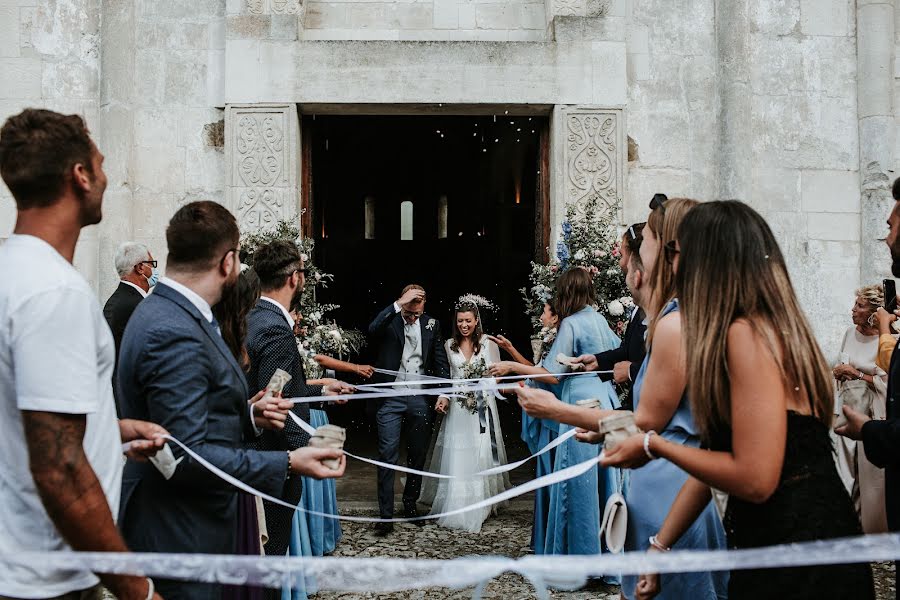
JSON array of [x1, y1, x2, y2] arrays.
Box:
[[118, 419, 168, 462], [435, 396, 449, 414], [289, 446, 347, 478], [835, 405, 872, 440], [514, 386, 563, 420], [398, 288, 425, 308], [250, 389, 293, 431], [613, 361, 632, 384], [573, 354, 599, 372], [323, 379, 354, 404]]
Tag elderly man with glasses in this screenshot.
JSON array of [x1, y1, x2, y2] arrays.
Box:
[[103, 242, 158, 413]]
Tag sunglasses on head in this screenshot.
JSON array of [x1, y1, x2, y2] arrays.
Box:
[[664, 240, 680, 264], [649, 193, 669, 214]]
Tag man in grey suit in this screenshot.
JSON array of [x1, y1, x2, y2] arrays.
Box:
[[117, 201, 345, 600]]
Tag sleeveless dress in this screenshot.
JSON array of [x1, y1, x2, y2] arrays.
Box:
[[418, 335, 510, 533], [623, 300, 729, 599], [711, 411, 874, 599], [538, 306, 622, 559]]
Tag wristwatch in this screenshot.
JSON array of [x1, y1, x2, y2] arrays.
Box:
[[857, 371, 864, 380]]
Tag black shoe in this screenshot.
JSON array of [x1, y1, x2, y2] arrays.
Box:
[[373, 522, 394, 536], [403, 507, 426, 527]]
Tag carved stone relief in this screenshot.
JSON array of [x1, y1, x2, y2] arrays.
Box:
[[225, 105, 300, 232], [551, 0, 608, 18], [562, 108, 623, 218], [246, 0, 302, 14]]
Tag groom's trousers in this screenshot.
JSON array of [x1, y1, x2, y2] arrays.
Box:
[[376, 396, 435, 517]]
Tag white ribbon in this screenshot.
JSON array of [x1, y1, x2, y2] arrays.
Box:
[[290, 411, 578, 479], [2, 533, 897, 592], [159, 434, 600, 523], [284, 371, 611, 405]]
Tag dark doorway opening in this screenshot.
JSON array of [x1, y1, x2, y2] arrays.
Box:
[[307, 114, 549, 454]]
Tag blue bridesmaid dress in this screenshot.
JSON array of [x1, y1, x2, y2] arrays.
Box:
[[536, 306, 622, 557], [282, 408, 343, 600], [522, 376, 561, 553], [621, 299, 728, 599]]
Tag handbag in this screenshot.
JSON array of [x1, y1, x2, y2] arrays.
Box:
[[834, 378, 871, 428], [599, 469, 627, 553]]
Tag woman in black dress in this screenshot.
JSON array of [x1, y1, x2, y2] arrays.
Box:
[[601, 200, 874, 599]]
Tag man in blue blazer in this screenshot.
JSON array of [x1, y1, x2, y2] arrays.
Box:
[[117, 202, 345, 600], [368, 285, 450, 535], [246, 240, 349, 565]]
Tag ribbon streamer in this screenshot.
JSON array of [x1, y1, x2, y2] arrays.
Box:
[[284, 370, 611, 405], [290, 411, 579, 479], [4, 534, 899, 592], [161, 434, 600, 523]]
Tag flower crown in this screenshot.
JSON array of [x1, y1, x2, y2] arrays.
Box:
[[454, 293, 496, 314]]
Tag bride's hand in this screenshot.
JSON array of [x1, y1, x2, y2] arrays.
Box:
[[435, 396, 449, 414]]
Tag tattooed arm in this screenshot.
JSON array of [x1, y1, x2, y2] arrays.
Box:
[[22, 411, 158, 600]]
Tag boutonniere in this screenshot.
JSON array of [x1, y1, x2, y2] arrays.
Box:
[[426, 318, 436, 331]]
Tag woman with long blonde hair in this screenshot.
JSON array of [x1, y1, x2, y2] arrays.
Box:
[[602, 201, 873, 599]]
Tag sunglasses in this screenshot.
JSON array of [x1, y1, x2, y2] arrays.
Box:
[[138, 260, 158, 268], [664, 240, 680, 264], [649, 193, 669, 214]]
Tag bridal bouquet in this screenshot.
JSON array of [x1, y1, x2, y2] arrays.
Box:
[[456, 357, 488, 414]]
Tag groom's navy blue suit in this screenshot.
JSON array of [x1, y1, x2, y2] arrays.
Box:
[[117, 282, 287, 600], [369, 303, 450, 518]]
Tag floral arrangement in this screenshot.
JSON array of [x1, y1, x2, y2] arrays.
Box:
[[455, 293, 497, 313], [520, 196, 631, 340], [240, 218, 366, 378], [456, 357, 488, 414]]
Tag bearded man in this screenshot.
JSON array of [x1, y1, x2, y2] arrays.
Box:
[[117, 202, 345, 599]]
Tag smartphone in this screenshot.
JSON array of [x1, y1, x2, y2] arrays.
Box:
[[885, 279, 897, 313]]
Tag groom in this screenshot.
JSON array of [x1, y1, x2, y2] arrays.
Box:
[[369, 284, 450, 535]]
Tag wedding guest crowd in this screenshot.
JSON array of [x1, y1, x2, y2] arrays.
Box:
[[3, 104, 900, 600]]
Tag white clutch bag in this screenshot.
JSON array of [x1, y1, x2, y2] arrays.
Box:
[[600, 492, 627, 553]]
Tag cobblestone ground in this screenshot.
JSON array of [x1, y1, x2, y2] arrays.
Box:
[[312, 505, 896, 600]]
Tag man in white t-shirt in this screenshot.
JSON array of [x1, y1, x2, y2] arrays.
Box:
[[0, 108, 167, 600]]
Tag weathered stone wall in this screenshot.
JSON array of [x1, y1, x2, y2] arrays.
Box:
[[624, 0, 866, 357], [0, 0, 101, 286], [0, 0, 894, 357]]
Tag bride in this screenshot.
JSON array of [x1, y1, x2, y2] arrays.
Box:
[[419, 295, 510, 533]]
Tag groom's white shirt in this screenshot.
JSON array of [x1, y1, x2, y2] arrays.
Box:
[[393, 302, 423, 383]]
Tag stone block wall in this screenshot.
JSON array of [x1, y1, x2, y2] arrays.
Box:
[[623, 0, 864, 357], [228, 0, 549, 42], [94, 0, 227, 301], [0, 0, 101, 287]]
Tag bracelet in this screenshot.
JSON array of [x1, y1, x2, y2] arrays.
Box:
[[648, 535, 671, 552], [285, 451, 292, 479], [144, 577, 155, 600], [643, 430, 658, 460]]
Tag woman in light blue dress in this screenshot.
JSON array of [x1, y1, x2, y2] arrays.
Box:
[[623, 299, 728, 599], [491, 269, 621, 556]]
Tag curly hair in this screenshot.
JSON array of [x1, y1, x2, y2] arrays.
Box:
[[855, 284, 884, 316]]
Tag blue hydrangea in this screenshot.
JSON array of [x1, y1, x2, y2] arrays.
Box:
[[556, 240, 570, 269], [561, 220, 572, 240]]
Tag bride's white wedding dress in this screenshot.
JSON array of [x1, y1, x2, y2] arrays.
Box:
[[419, 336, 510, 533]]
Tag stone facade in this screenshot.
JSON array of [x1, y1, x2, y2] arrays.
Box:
[[0, 0, 895, 356]]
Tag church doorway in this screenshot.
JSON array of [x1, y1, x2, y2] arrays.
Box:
[[306, 113, 549, 451]]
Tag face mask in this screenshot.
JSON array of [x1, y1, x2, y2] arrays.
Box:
[[146, 267, 160, 288]]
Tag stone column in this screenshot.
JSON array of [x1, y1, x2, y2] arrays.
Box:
[[549, 105, 625, 246], [858, 0, 896, 285], [225, 104, 302, 233], [715, 0, 751, 201]]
